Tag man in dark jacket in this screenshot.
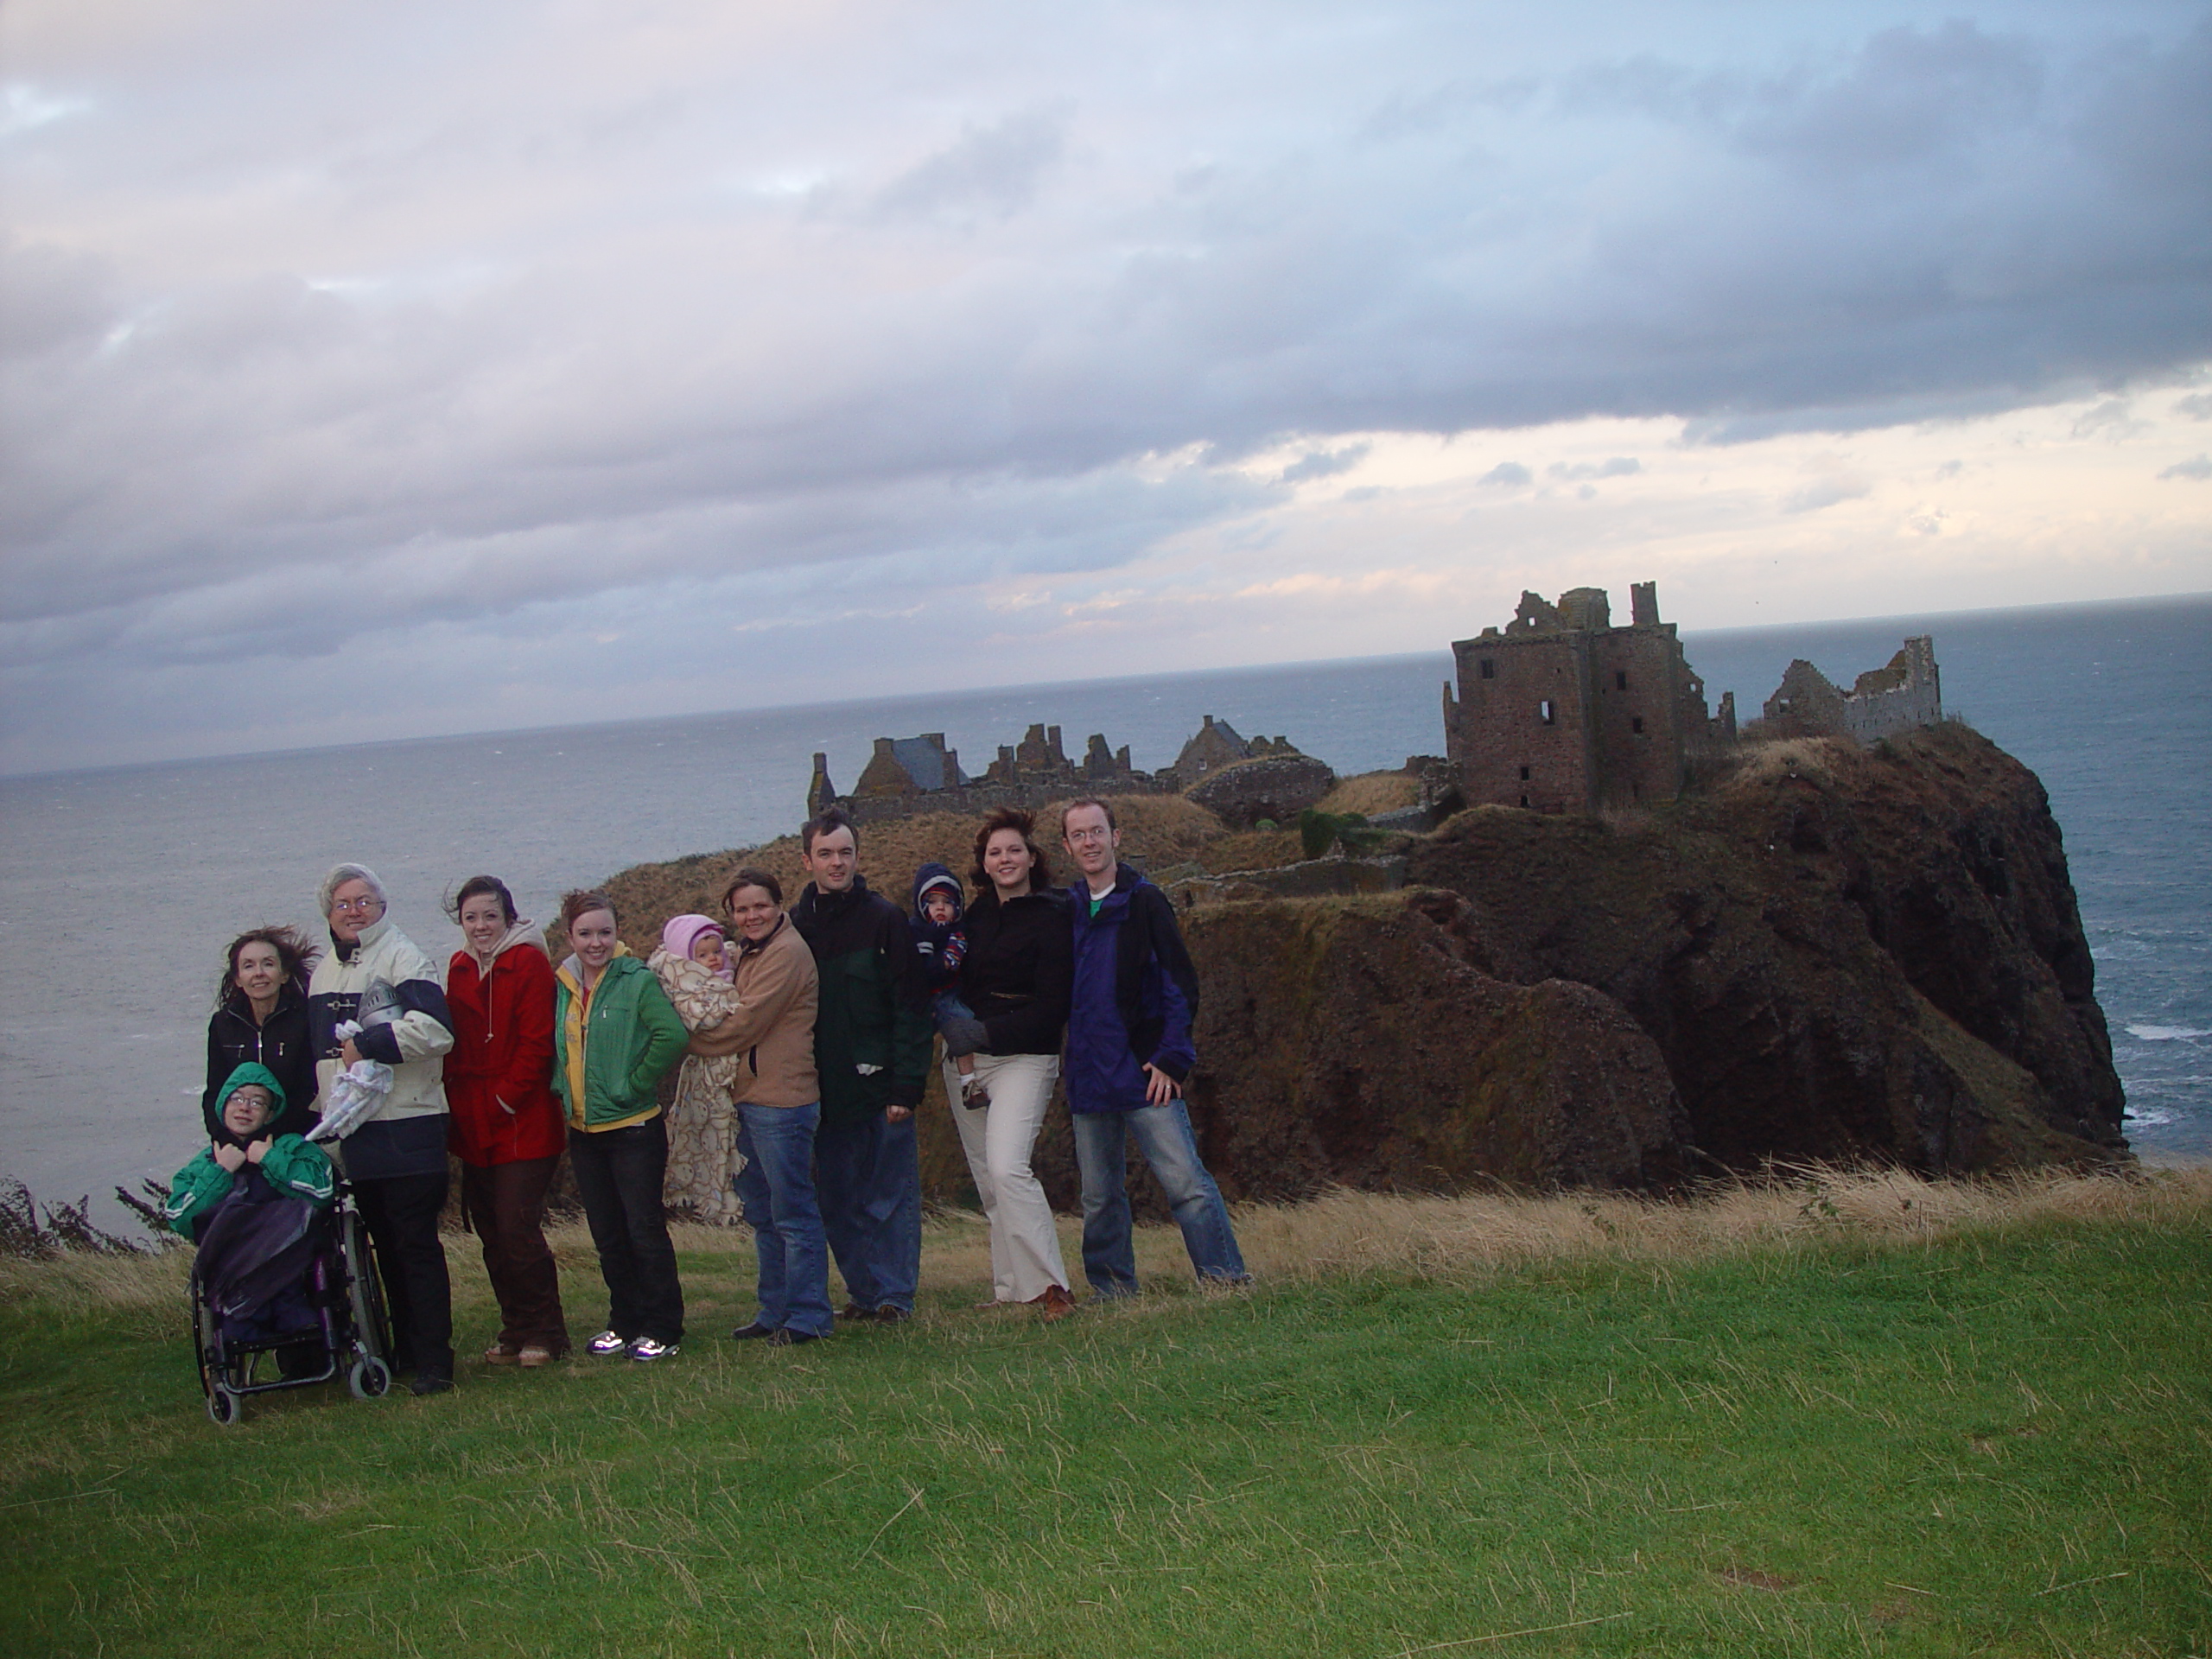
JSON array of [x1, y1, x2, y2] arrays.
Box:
[[1059, 798, 1249, 1298], [790, 809, 934, 1321]]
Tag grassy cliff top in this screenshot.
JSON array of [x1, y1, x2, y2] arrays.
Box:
[[5, 1166, 2209, 1657]]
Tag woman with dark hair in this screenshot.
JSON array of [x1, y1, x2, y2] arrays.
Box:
[[444, 875, 569, 1368], [204, 926, 321, 1142], [938, 808, 1076, 1319], [665, 868, 831, 1343], [553, 889, 689, 1362]]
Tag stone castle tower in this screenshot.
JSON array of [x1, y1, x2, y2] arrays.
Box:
[[1442, 582, 1732, 814]]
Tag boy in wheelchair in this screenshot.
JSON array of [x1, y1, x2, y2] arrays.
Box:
[[166, 1065, 337, 1347]]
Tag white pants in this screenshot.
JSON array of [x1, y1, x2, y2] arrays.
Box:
[[946, 1052, 1069, 1303]]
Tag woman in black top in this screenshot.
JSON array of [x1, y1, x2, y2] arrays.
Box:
[[938, 807, 1075, 1317], [202, 926, 321, 1141]]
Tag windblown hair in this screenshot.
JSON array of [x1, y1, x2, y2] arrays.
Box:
[[447, 874, 519, 926], [216, 925, 319, 1009], [969, 806, 1054, 893], [316, 861, 386, 916]]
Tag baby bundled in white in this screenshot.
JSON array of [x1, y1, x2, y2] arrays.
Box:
[[650, 915, 749, 1223], [306, 978, 401, 1143]]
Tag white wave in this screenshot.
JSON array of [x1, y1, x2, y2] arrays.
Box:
[[2124, 1025, 2210, 1042], [2124, 1109, 2177, 1127]]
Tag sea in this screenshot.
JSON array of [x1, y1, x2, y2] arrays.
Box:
[[3, 593, 2206, 1225]]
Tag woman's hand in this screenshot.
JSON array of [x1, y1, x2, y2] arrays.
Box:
[[339, 1036, 364, 1068], [1141, 1063, 1182, 1105], [688, 1024, 746, 1058], [213, 1142, 246, 1172]]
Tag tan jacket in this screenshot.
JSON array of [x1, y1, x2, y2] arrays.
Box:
[[653, 915, 820, 1109]]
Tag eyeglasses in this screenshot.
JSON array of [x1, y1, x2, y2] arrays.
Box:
[[331, 897, 383, 913], [1065, 827, 1113, 843]]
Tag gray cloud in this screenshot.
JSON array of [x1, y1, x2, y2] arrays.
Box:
[[1280, 442, 1370, 484], [2160, 454, 2212, 480], [1478, 461, 1533, 487], [3, 2, 2209, 768], [1783, 472, 1876, 513], [1548, 456, 1640, 481], [868, 105, 1071, 222]]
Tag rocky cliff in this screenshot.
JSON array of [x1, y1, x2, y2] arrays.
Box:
[[608, 721, 2125, 1215], [1398, 721, 2124, 1175]]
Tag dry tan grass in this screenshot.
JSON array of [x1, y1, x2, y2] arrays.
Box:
[[14, 1164, 2205, 1322], [1232, 1162, 2212, 1282], [1315, 769, 1421, 817]]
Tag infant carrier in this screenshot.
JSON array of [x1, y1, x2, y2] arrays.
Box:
[[189, 1178, 393, 1425]]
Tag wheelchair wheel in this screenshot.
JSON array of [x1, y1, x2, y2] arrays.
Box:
[[189, 1269, 227, 1402], [348, 1356, 392, 1400], [340, 1209, 392, 1363], [206, 1382, 242, 1427]]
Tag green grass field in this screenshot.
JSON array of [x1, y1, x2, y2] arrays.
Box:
[[2, 1177, 2207, 1658]]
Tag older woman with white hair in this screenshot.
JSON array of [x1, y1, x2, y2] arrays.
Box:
[[308, 861, 459, 1395]]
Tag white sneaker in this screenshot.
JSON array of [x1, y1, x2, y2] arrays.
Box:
[[627, 1337, 679, 1362], [585, 1330, 627, 1357]]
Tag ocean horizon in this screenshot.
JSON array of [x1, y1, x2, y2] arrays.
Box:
[[3, 591, 2205, 1221]]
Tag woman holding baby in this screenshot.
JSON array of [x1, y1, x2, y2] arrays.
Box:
[[653, 873, 830, 1344]]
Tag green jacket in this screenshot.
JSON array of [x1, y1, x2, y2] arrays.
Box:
[[553, 951, 689, 1132], [163, 1136, 336, 1238], [790, 876, 934, 1126]]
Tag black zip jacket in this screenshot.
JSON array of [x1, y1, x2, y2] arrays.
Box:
[[957, 886, 1073, 1057], [202, 981, 319, 1141], [790, 874, 935, 1124]]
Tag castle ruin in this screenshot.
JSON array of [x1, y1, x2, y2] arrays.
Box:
[[1760, 639, 1942, 742], [805, 715, 1311, 826], [1442, 582, 1735, 814]]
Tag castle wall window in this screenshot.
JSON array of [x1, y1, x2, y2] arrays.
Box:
[[1519, 766, 1530, 780], [1631, 717, 1644, 734], [1539, 700, 1554, 725], [1616, 671, 1628, 690], [1479, 658, 1495, 680]]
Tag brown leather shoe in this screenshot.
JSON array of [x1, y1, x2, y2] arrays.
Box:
[[483, 1344, 520, 1366], [516, 1345, 556, 1368], [1029, 1284, 1076, 1321]]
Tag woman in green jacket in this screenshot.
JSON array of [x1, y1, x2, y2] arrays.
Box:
[[553, 889, 690, 1361]]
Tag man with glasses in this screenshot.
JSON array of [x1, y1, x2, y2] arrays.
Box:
[[309, 862, 459, 1393], [1058, 798, 1249, 1299]]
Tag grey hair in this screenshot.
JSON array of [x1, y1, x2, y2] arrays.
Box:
[[317, 862, 388, 916]]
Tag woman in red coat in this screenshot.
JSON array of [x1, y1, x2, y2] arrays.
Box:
[[444, 874, 569, 1365]]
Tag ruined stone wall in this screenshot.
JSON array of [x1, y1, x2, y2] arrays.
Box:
[[1588, 626, 1694, 808], [1762, 639, 1942, 743]]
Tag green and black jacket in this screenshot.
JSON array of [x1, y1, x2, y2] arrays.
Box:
[[790, 874, 934, 1127]]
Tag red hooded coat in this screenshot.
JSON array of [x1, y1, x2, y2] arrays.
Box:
[[443, 924, 564, 1166]]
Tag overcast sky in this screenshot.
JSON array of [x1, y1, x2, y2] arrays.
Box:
[[3, 1, 2209, 773]]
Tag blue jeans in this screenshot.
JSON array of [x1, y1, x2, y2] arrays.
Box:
[[731, 1102, 832, 1337], [1072, 1101, 1248, 1297], [813, 1109, 920, 1313]]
